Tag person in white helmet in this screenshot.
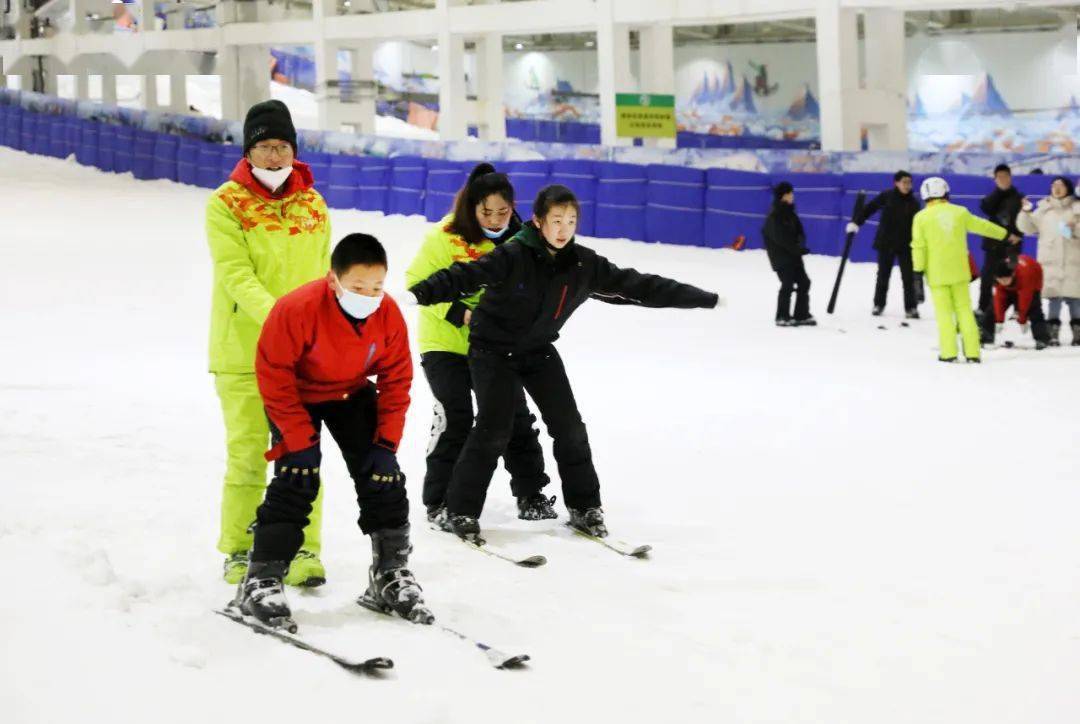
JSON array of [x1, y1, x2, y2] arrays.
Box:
[[911, 177, 1009, 362]]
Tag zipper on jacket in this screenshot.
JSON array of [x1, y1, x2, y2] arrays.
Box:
[[553, 284, 569, 320], [233, 302, 238, 313]]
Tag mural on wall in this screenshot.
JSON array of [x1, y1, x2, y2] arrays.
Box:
[[908, 73, 1077, 155], [677, 60, 819, 143]]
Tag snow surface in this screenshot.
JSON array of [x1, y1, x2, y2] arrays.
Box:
[[2, 147, 1080, 724]]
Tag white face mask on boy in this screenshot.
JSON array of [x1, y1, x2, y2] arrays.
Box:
[[251, 165, 293, 192], [335, 277, 384, 319]]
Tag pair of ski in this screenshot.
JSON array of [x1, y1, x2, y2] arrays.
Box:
[[217, 596, 529, 675], [442, 523, 652, 567]]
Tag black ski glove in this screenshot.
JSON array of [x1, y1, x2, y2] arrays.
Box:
[[278, 445, 321, 491], [361, 445, 402, 486]]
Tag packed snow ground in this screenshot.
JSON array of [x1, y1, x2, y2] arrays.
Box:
[[2, 147, 1079, 724]]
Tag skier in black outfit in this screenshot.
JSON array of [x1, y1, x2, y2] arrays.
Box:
[[846, 170, 923, 318], [978, 163, 1024, 316], [763, 181, 816, 326], [405, 185, 720, 541]]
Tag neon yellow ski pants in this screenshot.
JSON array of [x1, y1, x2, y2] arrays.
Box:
[[929, 283, 981, 361], [214, 373, 323, 555]]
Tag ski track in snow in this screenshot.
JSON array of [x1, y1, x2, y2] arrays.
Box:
[[2, 147, 1080, 724]]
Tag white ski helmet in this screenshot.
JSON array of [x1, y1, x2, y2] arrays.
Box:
[[920, 177, 950, 201]]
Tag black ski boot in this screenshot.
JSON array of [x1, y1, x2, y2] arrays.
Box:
[[1072, 321, 1080, 346], [517, 494, 558, 521], [793, 316, 817, 327], [426, 504, 453, 532], [448, 514, 484, 544], [236, 560, 295, 632], [361, 525, 434, 625], [905, 308, 920, 320], [872, 306, 884, 316], [568, 507, 608, 538], [1047, 320, 1061, 346]]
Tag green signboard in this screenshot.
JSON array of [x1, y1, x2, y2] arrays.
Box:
[[615, 93, 676, 139]]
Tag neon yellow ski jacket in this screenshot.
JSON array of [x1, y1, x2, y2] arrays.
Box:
[[912, 200, 1008, 287], [405, 215, 502, 356], [206, 159, 331, 373]]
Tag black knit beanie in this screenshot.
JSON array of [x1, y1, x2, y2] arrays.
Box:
[[773, 181, 794, 203], [243, 100, 297, 156]]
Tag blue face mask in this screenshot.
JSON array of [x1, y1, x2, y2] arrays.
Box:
[[481, 224, 509, 240]]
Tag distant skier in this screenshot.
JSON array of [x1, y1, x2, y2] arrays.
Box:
[[206, 100, 329, 587], [911, 177, 1009, 363], [763, 181, 816, 326], [405, 163, 551, 530], [405, 185, 720, 541], [980, 256, 1050, 350], [977, 164, 1024, 316], [846, 170, 922, 318], [236, 233, 432, 629]]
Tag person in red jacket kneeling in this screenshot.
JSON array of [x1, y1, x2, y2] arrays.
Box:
[[981, 255, 1050, 350], [234, 233, 432, 631]]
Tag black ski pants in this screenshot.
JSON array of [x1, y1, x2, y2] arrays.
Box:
[[775, 260, 811, 321], [447, 345, 601, 519], [874, 246, 917, 311], [420, 351, 549, 510], [252, 386, 409, 563], [979, 290, 1050, 345]]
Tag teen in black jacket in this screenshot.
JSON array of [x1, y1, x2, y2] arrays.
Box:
[[763, 181, 815, 326], [407, 184, 719, 540], [978, 164, 1024, 314], [848, 170, 922, 317]]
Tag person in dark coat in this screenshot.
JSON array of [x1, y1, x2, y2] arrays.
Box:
[[763, 181, 815, 326], [406, 184, 720, 541], [846, 170, 923, 318], [978, 163, 1025, 316]]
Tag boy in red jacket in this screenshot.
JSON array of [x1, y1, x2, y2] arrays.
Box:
[[233, 233, 432, 630], [981, 255, 1050, 350]]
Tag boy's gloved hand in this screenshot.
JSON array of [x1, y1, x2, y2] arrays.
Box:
[[361, 445, 402, 486]]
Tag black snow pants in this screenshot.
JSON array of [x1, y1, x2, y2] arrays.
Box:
[[874, 246, 917, 311], [775, 260, 811, 322]]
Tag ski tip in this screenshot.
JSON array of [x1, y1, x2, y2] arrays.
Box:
[[360, 657, 395, 672], [515, 555, 547, 568], [497, 654, 531, 669], [628, 545, 652, 558]]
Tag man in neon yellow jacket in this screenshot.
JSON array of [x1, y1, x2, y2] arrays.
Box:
[[912, 177, 1008, 363], [207, 100, 330, 585]]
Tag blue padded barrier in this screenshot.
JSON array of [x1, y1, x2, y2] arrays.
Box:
[[326, 153, 362, 209], [388, 155, 427, 217], [357, 157, 390, 212], [705, 168, 772, 250], [152, 134, 180, 182], [595, 162, 647, 241], [422, 159, 468, 222], [549, 160, 597, 237], [177, 138, 203, 186], [197, 143, 224, 189], [132, 130, 157, 180], [32, 114, 51, 156], [47, 116, 68, 158], [19, 112, 36, 154], [76, 121, 99, 169], [113, 126, 134, 174], [503, 160, 551, 219], [304, 152, 332, 198], [645, 164, 705, 247], [218, 145, 242, 183], [96, 124, 117, 173]]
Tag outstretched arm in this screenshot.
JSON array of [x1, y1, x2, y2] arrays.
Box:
[[852, 191, 887, 226], [590, 255, 719, 309], [409, 243, 515, 305], [963, 210, 1008, 241]]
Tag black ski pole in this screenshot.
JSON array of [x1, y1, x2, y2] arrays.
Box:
[[827, 190, 866, 314]]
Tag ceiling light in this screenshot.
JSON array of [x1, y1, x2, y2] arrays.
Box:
[[431, 44, 439, 51], [515, 42, 524, 50], [585, 40, 594, 47]]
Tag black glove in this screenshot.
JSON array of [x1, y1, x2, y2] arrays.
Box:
[[445, 301, 470, 328], [278, 445, 321, 490], [361, 445, 402, 485]]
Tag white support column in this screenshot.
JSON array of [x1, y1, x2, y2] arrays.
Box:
[[140, 75, 161, 110], [76, 73, 90, 100], [638, 23, 676, 149], [815, 0, 860, 151], [596, 0, 633, 147], [102, 74, 118, 105], [349, 42, 377, 135], [474, 33, 506, 142], [219, 45, 270, 122], [437, 31, 468, 141], [169, 73, 188, 112], [71, 0, 90, 34], [862, 8, 907, 151], [313, 0, 340, 131]]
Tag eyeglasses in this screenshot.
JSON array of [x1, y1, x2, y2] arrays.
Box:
[[250, 143, 294, 160]]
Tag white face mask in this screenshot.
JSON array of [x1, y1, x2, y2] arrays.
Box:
[[251, 165, 293, 192], [336, 279, 384, 320], [481, 224, 510, 240]]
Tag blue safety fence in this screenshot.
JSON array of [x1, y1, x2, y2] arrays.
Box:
[[0, 104, 1054, 261], [504, 117, 813, 150]]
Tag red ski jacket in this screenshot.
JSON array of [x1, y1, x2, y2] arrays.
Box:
[[993, 254, 1043, 324], [256, 278, 413, 460]]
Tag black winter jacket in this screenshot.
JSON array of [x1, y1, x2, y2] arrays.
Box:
[[979, 186, 1023, 252], [762, 202, 809, 272], [409, 223, 719, 354], [853, 188, 922, 252]]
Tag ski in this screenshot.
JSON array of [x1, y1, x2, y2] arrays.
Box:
[[429, 524, 547, 568], [356, 594, 530, 669], [215, 605, 394, 674], [565, 523, 651, 558]]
